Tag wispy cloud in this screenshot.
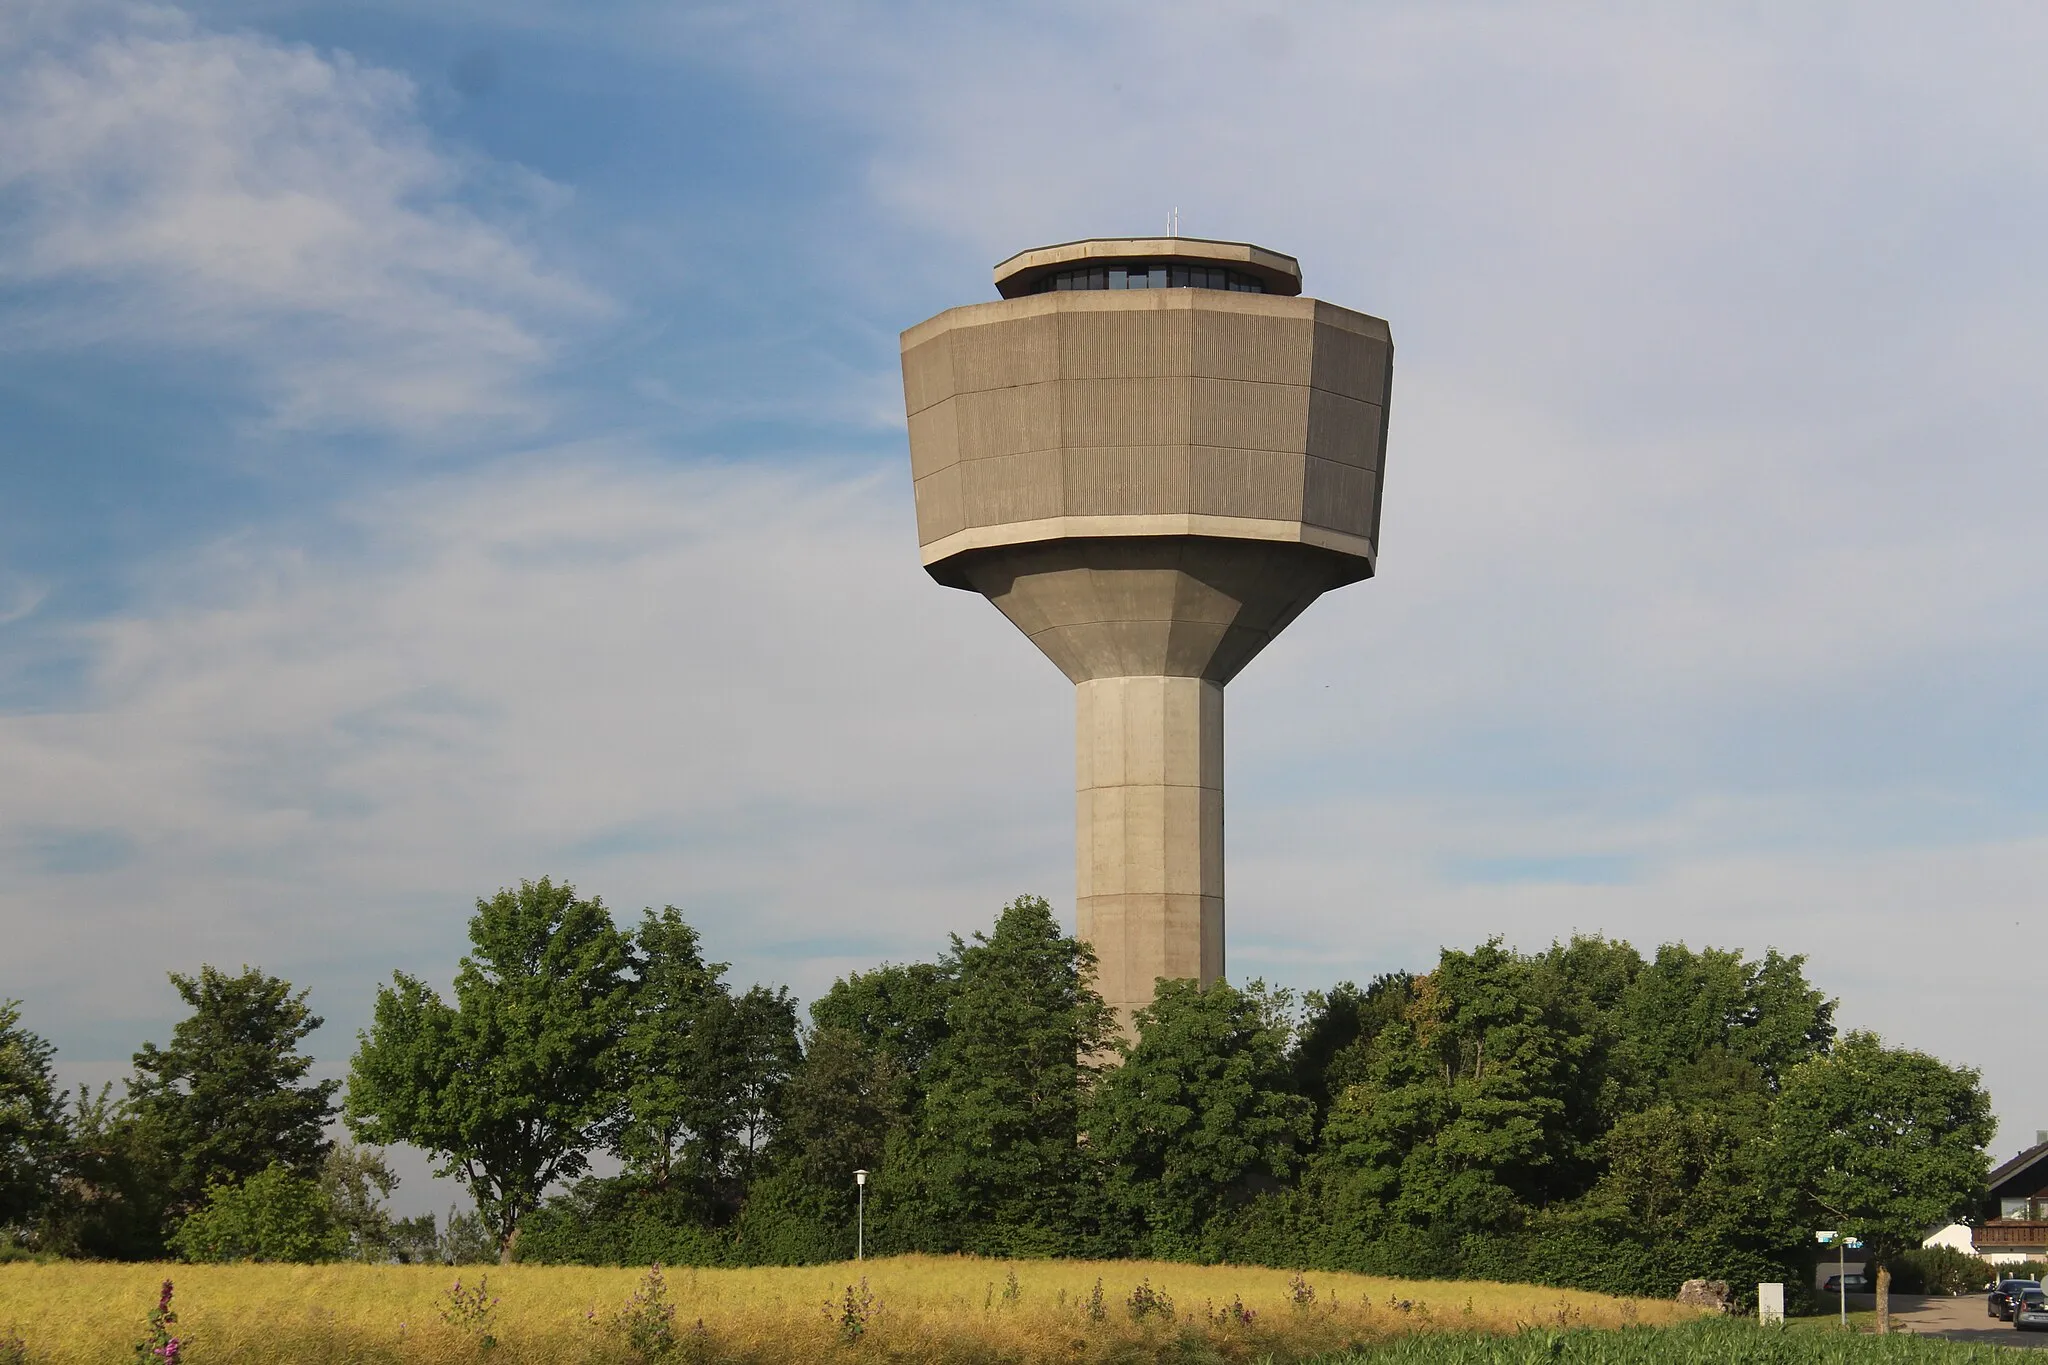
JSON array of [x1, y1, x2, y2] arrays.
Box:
[[0, 453, 1069, 1054], [0, 4, 602, 434]]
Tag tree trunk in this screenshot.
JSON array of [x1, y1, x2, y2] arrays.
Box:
[[499, 1222, 519, 1266], [1877, 1261, 1891, 1334]]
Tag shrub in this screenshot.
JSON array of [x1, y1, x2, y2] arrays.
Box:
[[1890, 1245, 1994, 1294], [167, 1164, 343, 1263], [438, 1275, 499, 1349], [824, 1279, 878, 1344], [1126, 1279, 1174, 1321], [608, 1264, 678, 1362]]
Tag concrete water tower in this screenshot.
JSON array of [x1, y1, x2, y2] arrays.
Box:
[[900, 237, 1391, 1030]]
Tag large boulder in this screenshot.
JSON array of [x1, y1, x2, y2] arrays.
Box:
[[1677, 1279, 1732, 1312]]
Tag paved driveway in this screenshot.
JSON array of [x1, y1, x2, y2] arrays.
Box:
[[1880, 1293, 2048, 1347]]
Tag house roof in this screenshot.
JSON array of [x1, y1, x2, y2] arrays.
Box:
[[1989, 1141, 2048, 1197]]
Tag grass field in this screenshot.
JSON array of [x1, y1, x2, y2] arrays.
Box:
[[0, 1255, 1706, 1363]]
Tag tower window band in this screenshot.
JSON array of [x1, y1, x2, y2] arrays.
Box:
[[1032, 264, 1267, 294]]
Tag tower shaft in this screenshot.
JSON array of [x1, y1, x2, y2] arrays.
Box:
[[1076, 674, 1224, 1026]]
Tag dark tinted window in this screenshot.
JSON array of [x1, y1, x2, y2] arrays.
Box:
[[1031, 263, 1267, 294]]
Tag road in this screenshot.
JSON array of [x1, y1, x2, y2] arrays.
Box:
[[1843, 1293, 2048, 1348]]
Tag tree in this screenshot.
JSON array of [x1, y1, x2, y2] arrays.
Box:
[[126, 966, 338, 1215], [694, 984, 800, 1199], [321, 1142, 400, 1261], [809, 960, 955, 1094], [777, 1025, 904, 1208], [346, 877, 634, 1261], [35, 1083, 170, 1260], [1775, 1030, 1993, 1332], [0, 1001, 67, 1239], [1089, 978, 1313, 1254], [1313, 941, 1583, 1236], [612, 908, 800, 1216], [167, 1161, 344, 1262], [613, 907, 724, 1192], [893, 896, 1114, 1255], [1290, 974, 1414, 1135], [1617, 945, 1834, 1101]]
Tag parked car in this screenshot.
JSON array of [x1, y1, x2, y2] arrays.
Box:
[[1823, 1274, 1873, 1294], [2016, 1289, 2048, 1332], [1990, 1279, 2041, 1321]]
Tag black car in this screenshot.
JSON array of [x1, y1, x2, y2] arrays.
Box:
[[1823, 1273, 1873, 1294], [1989, 1279, 2041, 1321]]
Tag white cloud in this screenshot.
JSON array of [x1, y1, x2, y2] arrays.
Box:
[[0, 454, 1072, 1057], [0, 4, 600, 432]]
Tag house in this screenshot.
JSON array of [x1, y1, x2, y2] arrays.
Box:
[[1922, 1135, 2048, 1266]]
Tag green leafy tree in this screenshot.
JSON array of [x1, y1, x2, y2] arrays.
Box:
[[440, 1201, 498, 1264], [0, 1001, 68, 1238], [776, 1025, 904, 1212], [346, 877, 634, 1261], [35, 1084, 170, 1260], [168, 1161, 346, 1262], [126, 966, 338, 1215], [794, 956, 955, 1224], [1313, 941, 1582, 1236], [388, 1211, 440, 1264], [320, 1142, 400, 1261], [614, 907, 724, 1191], [613, 908, 800, 1219], [693, 983, 800, 1199], [1617, 945, 1835, 1102], [893, 895, 1113, 1255], [1775, 1030, 1993, 1332], [1089, 978, 1313, 1254], [808, 960, 955, 1094], [1290, 974, 1414, 1134]]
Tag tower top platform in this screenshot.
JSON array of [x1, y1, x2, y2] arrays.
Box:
[[993, 238, 1303, 299]]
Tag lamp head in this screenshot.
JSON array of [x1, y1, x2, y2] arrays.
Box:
[[855, 1169, 868, 1186]]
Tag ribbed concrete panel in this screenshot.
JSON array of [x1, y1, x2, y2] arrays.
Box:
[[901, 334, 954, 417], [1060, 376, 1192, 448], [1303, 457, 1375, 537], [1307, 318, 1384, 403], [1058, 305, 1194, 380], [1306, 390, 1380, 469], [956, 382, 1061, 459], [907, 398, 959, 481], [961, 449, 1063, 525], [1188, 446, 1305, 520], [950, 313, 1058, 391], [912, 465, 964, 543], [1061, 446, 1191, 516], [1189, 376, 1309, 451], [1191, 309, 1315, 385]]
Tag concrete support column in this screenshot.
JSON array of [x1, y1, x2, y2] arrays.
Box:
[[1074, 675, 1224, 1033]]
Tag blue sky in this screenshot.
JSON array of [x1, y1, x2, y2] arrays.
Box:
[[5, 1, 2048, 1212]]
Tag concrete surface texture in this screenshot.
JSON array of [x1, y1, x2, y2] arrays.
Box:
[[900, 238, 1392, 1030]]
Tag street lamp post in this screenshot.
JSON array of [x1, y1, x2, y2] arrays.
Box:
[[855, 1169, 868, 1263]]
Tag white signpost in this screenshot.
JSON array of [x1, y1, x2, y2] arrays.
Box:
[[1758, 1282, 1785, 1325]]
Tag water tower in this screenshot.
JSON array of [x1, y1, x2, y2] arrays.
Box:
[[900, 237, 1391, 1030]]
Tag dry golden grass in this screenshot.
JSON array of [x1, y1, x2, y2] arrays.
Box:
[[0, 1255, 1704, 1364]]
